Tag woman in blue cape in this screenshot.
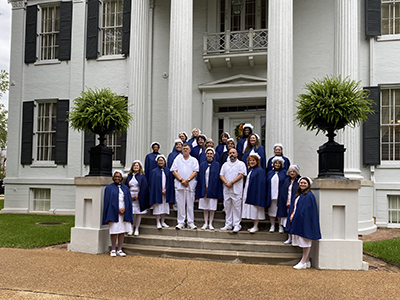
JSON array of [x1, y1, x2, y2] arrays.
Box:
[[198, 138, 220, 164], [242, 154, 267, 233], [145, 141, 162, 182], [102, 170, 133, 257], [286, 176, 321, 269], [266, 157, 288, 233], [125, 160, 150, 236], [236, 123, 253, 161], [190, 134, 207, 162], [167, 139, 183, 169], [187, 128, 201, 148], [242, 133, 266, 171], [195, 148, 223, 230], [277, 164, 301, 244], [266, 143, 291, 173], [216, 132, 230, 155], [149, 155, 175, 229]]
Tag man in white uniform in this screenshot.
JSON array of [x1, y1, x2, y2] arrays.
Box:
[[171, 143, 199, 229], [219, 148, 247, 233]]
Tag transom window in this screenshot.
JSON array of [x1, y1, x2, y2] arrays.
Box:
[[40, 4, 60, 60], [381, 88, 400, 161], [36, 102, 57, 161], [100, 0, 123, 56], [382, 0, 400, 35], [388, 195, 400, 223], [32, 188, 51, 212]]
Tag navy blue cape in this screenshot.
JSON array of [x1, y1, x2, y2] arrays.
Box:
[[145, 152, 160, 182], [266, 169, 288, 207], [286, 191, 321, 240], [125, 173, 150, 212], [236, 137, 247, 160], [216, 143, 226, 155], [102, 182, 133, 225], [195, 160, 223, 200], [245, 166, 267, 207], [276, 175, 300, 218], [149, 166, 175, 205], [266, 155, 291, 173], [167, 149, 181, 169], [198, 151, 220, 165], [242, 145, 267, 171]]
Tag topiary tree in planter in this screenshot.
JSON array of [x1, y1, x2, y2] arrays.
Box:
[[68, 87, 132, 177], [296, 75, 374, 178]]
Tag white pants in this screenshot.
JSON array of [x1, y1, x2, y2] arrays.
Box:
[[175, 189, 195, 225], [223, 196, 242, 227]]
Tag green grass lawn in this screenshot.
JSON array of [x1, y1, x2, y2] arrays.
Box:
[[364, 238, 400, 266], [0, 199, 75, 248]]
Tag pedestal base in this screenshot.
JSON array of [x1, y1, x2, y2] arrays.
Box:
[[68, 227, 110, 254]]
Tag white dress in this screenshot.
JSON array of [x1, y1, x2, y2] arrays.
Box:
[[128, 175, 147, 215], [198, 165, 218, 211], [109, 186, 133, 234], [291, 196, 312, 248], [268, 172, 279, 217], [153, 169, 170, 215], [242, 170, 266, 220]]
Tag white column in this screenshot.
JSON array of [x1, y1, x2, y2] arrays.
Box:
[[168, 0, 193, 150], [266, 0, 293, 160], [335, 0, 362, 178], [127, 0, 150, 165]]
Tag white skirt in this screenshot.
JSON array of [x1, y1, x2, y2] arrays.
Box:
[[268, 199, 278, 217], [198, 198, 218, 211], [132, 200, 147, 215], [242, 203, 265, 220], [109, 213, 132, 234], [292, 235, 312, 248], [153, 195, 170, 215]]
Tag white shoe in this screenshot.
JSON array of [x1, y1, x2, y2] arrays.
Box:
[[249, 227, 259, 234], [110, 250, 116, 257], [117, 250, 126, 257], [209, 224, 214, 230], [134, 230, 139, 236], [157, 223, 162, 229], [279, 225, 284, 233], [161, 222, 169, 228], [220, 225, 232, 231], [127, 231, 133, 236], [201, 223, 208, 230], [176, 223, 185, 230], [306, 262, 311, 268], [269, 225, 275, 232], [284, 238, 292, 244], [293, 262, 307, 270], [188, 223, 197, 230], [233, 225, 241, 233]]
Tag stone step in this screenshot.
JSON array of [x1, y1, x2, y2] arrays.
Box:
[[124, 234, 300, 253], [133, 225, 288, 241], [121, 244, 302, 265]]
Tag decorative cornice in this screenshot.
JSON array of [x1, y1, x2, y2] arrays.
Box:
[[8, 0, 25, 9]]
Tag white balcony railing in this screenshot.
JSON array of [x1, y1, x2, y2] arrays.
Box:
[[203, 29, 268, 55]]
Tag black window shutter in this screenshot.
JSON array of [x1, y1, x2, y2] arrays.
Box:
[[121, 0, 131, 55], [25, 5, 38, 64], [21, 101, 34, 164], [84, 131, 96, 165], [365, 0, 381, 36], [55, 99, 69, 164], [59, 1, 73, 61], [86, 0, 99, 59], [363, 86, 381, 165]]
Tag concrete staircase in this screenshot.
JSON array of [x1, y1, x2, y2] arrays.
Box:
[[122, 203, 302, 265]]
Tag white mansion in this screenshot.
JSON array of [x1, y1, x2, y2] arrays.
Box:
[[3, 0, 400, 233]]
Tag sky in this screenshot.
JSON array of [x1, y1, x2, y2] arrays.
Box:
[[0, 0, 11, 110]]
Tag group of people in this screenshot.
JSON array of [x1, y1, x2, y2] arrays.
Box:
[[102, 124, 321, 269]]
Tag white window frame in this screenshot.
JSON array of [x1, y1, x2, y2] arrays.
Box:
[[32, 100, 57, 166], [104, 132, 122, 163], [31, 188, 51, 212], [38, 3, 60, 61], [382, 0, 400, 36], [380, 87, 400, 162], [388, 195, 400, 224], [99, 0, 124, 57]]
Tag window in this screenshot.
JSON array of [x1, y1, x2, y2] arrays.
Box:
[[100, 0, 123, 56], [220, 0, 267, 31], [381, 88, 400, 161], [105, 132, 122, 161], [388, 195, 400, 223], [36, 102, 57, 161], [382, 0, 400, 35], [32, 188, 51, 212], [40, 4, 60, 60]]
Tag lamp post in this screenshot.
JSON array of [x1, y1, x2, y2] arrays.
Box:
[[231, 0, 245, 15]]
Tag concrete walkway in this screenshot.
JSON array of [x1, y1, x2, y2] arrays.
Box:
[[0, 247, 399, 300]]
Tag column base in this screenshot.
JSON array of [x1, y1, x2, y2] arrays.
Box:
[[68, 227, 110, 254]]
